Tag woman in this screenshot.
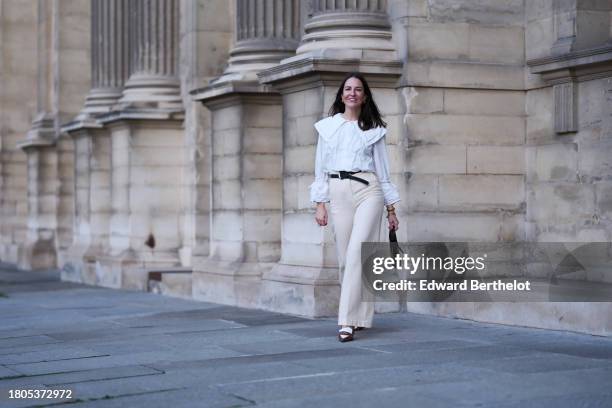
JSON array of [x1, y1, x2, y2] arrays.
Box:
[[310, 72, 400, 342]]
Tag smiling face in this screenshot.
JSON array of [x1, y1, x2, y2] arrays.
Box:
[[341, 77, 366, 109]]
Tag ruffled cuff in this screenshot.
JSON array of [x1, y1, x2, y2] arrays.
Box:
[[309, 179, 330, 203], [381, 181, 400, 206]]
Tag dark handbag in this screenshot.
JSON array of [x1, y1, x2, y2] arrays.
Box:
[[388, 229, 408, 309], [387, 229, 403, 280], [389, 229, 402, 258]]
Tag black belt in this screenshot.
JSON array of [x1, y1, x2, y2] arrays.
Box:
[[330, 171, 369, 186]]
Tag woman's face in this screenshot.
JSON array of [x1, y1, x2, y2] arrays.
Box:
[[341, 77, 366, 109]]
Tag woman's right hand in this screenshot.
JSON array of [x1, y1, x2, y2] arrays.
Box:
[[315, 203, 328, 226]]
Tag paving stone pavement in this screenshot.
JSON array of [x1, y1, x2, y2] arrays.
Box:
[[0, 264, 611, 408]]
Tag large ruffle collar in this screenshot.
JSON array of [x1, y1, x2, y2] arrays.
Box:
[[314, 113, 386, 146]]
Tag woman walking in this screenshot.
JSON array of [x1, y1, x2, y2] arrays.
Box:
[[310, 72, 400, 342]]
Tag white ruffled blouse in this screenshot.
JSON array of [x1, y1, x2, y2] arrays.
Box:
[[309, 113, 401, 206]]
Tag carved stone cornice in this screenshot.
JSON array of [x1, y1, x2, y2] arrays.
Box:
[[190, 81, 277, 107], [528, 45, 612, 134], [18, 113, 56, 150], [527, 44, 612, 84], [96, 109, 185, 125], [258, 49, 402, 93]]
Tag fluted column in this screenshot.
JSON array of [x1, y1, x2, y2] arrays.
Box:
[[92, 0, 186, 290], [210, 0, 300, 84], [296, 0, 394, 56], [119, 0, 181, 109], [82, 0, 130, 114]]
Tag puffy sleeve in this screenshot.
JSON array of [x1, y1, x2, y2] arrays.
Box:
[[372, 135, 401, 206], [309, 134, 330, 203], [364, 126, 387, 147]]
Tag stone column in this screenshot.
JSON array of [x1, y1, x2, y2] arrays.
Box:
[[190, 0, 299, 308], [118, 0, 181, 109], [297, 0, 394, 58], [64, 125, 112, 284], [17, 0, 90, 270], [83, 0, 130, 115], [62, 0, 129, 283], [4, 0, 54, 267], [258, 1, 402, 317], [18, 115, 58, 270], [211, 0, 301, 83], [97, 0, 186, 290]]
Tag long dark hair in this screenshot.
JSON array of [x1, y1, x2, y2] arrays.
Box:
[[328, 72, 386, 131]]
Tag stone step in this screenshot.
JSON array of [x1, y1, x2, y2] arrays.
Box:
[[147, 268, 192, 300]]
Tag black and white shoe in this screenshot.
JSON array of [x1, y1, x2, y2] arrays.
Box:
[[338, 327, 354, 342]]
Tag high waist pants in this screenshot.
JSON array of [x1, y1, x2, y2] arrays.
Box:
[[329, 172, 384, 328]]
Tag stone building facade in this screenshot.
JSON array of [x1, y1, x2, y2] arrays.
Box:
[[1, 0, 611, 335]]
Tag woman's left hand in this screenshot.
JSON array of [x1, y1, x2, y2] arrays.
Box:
[[387, 213, 399, 231]]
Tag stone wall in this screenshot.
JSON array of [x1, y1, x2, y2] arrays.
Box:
[[0, 0, 36, 264], [525, 0, 612, 243], [390, 0, 527, 244], [388, 0, 611, 335]]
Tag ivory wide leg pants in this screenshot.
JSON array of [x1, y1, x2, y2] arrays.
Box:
[[329, 172, 384, 328]]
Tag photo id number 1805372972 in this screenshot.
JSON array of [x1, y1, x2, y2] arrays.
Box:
[[8, 389, 73, 399]]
